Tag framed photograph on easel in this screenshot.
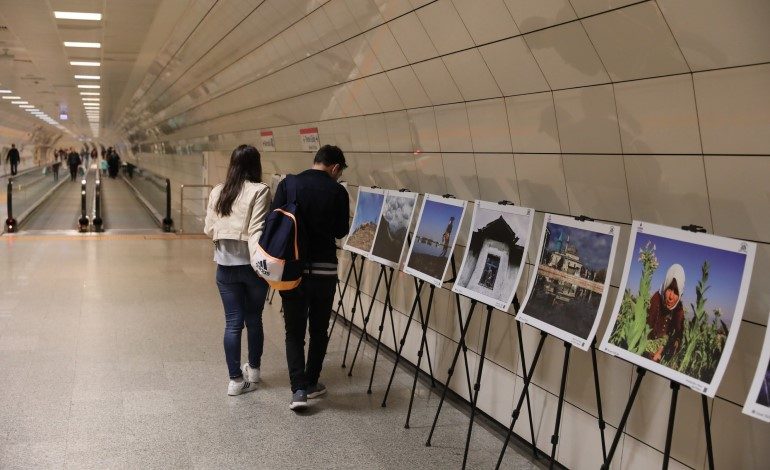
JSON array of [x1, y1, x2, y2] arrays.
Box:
[[600, 221, 756, 397], [517, 214, 619, 350]]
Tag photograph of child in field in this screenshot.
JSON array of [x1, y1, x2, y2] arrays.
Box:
[[404, 195, 466, 286], [343, 188, 384, 256], [602, 222, 755, 395], [517, 215, 617, 348]]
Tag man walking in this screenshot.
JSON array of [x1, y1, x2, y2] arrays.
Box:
[[272, 145, 349, 411], [67, 148, 81, 182], [6, 144, 20, 175]]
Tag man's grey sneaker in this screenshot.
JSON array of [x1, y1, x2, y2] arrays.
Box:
[[290, 390, 308, 410], [242, 363, 260, 383], [228, 378, 257, 396], [307, 382, 327, 399]]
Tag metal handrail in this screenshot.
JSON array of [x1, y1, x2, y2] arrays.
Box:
[[179, 184, 212, 234]]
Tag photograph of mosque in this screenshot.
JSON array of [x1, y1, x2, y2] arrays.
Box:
[[518, 215, 617, 346]]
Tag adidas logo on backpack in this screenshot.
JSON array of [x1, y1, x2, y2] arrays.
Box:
[[253, 175, 306, 291]]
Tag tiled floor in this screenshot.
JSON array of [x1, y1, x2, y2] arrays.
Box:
[[0, 236, 537, 469]]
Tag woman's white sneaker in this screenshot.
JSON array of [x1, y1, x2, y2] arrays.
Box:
[[242, 363, 260, 383], [228, 378, 257, 396]]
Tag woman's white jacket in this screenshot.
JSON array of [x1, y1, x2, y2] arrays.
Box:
[[204, 181, 271, 266]]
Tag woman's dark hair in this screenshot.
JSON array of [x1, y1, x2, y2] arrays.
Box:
[[215, 144, 262, 216]]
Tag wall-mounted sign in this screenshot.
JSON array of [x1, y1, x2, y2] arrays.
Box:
[[260, 130, 275, 151], [299, 127, 320, 152]]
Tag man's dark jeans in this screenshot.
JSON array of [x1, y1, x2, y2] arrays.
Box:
[[216, 264, 268, 379], [281, 275, 336, 392]]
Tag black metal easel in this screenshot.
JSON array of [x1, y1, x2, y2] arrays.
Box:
[[328, 248, 355, 337], [425, 200, 538, 468], [381, 192, 467, 418], [602, 224, 715, 470], [347, 263, 394, 376], [497, 215, 610, 469], [340, 253, 369, 368], [362, 188, 419, 393]]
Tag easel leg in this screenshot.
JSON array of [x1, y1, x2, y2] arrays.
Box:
[[496, 331, 548, 470], [341, 257, 367, 368], [405, 285, 436, 429], [591, 340, 608, 461], [517, 322, 539, 459], [601, 367, 646, 470], [381, 280, 424, 407], [548, 342, 572, 470], [330, 254, 357, 338], [367, 267, 395, 394], [461, 305, 494, 469], [414, 278, 437, 388], [425, 300, 478, 447], [348, 266, 386, 375], [328, 276, 347, 337], [662, 382, 680, 470], [452, 290, 474, 399], [702, 395, 715, 470]]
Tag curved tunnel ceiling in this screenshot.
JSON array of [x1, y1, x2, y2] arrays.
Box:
[[115, 0, 770, 157]]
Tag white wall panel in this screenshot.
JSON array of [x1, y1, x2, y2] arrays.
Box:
[[411, 58, 463, 105], [386, 67, 432, 108], [451, 0, 520, 45], [442, 49, 502, 101], [504, 0, 577, 33], [466, 98, 512, 153], [658, 0, 770, 71], [479, 37, 551, 96], [525, 22, 610, 89], [624, 155, 712, 230], [406, 107, 440, 153], [434, 103, 473, 153], [614, 75, 701, 154], [513, 154, 570, 213], [416, 0, 474, 55], [553, 84, 621, 154], [505, 92, 561, 153], [694, 63, 770, 155], [582, 2, 689, 81], [388, 12, 438, 63]]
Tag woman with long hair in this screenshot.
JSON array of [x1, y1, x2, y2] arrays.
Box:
[[204, 144, 271, 395]]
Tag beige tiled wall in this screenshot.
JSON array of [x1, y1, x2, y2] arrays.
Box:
[[117, 1, 770, 468]]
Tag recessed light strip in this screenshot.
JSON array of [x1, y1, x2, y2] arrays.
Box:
[[70, 61, 100, 67], [64, 42, 101, 49], [54, 12, 102, 21]]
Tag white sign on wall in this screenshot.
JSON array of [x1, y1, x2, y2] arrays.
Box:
[[260, 130, 275, 151], [299, 127, 320, 152]]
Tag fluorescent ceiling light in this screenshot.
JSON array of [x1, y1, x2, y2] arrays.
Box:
[[54, 11, 102, 21], [2, 96, 21, 100], [70, 61, 100, 67], [77, 84, 100, 89], [11, 101, 28, 104], [82, 98, 99, 101], [80, 92, 100, 96], [64, 42, 101, 49], [0, 90, 11, 93], [19, 105, 34, 108], [74, 75, 100, 80]]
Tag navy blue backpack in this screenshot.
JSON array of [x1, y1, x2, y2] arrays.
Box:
[[253, 176, 306, 290]]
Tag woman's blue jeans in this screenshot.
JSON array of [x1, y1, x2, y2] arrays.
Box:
[[216, 265, 268, 379]]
